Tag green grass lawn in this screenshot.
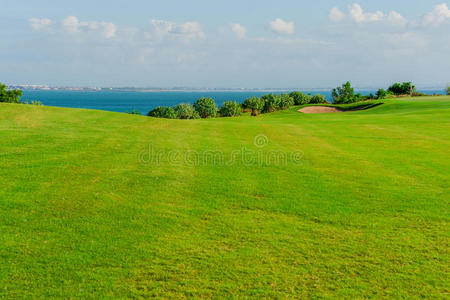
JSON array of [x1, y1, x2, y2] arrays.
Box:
[[0, 96, 449, 298]]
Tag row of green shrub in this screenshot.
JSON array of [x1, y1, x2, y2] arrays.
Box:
[[332, 81, 433, 104], [148, 92, 327, 119]]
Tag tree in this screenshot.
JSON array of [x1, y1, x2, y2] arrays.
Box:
[[447, 85, 450, 96], [289, 91, 312, 105], [0, 84, 23, 103], [243, 96, 264, 116], [148, 106, 177, 119], [279, 93, 294, 110], [332, 81, 356, 104], [310, 94, 327, 104], [218, 101, 241, 117], [261, 93, 281, 113], [193, 97, 217, 118], [387, 82, 415, 95], [173, 103, 200, 119], [376, 88, 388, 99]]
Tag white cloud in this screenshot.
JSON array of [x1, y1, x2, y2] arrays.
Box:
[[269, 18, 295, 35], [329, 7, 345, 22], [151, 19, 205, 40], [230, 23, 247, 39], [387, 11, 407, 27], [331, 3, 407, 27], [99, 22, 117, 39], [19, 4, 450, 88], [423, 3, 450, 27], [62, 16, 80, 33], [29, 18, 53, 31], [61, 16, 116, 38], [349, 3, 384, 23]]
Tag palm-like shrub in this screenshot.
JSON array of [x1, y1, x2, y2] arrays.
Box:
[[193, 97, 217, 118], [289, 91, 312, 105], [243, 96, 264, 116], [219, 101, 241, 117], [310, 94, 328, 104], [174, 103, 200, 119], [279, 93, 294, 110], [262, 93, 281, 113]]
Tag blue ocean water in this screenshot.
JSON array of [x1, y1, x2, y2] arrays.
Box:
[[21, 90, 445, 115]]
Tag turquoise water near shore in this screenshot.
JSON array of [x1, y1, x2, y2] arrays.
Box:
[[21, 90, 445, 114]]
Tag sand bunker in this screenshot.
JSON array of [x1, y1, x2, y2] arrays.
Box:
[[298, 106, 343, 114]]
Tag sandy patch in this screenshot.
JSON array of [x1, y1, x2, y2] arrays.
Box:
[[298, 106, 343, 114]]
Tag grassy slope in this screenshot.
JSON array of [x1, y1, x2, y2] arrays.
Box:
[[0, 97, 449, 298]]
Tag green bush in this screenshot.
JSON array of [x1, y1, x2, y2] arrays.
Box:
[[388, 82, 415, 95], [262, 93, 281, 113], [289, 91, 312, 105], [22, 100, 43, 106], [310, 94, 327, 104], [446, 86, 450, 96], [193, 97, 217, 118], [279, 93, 294, 110], [0, 83, 23, 103], [126, 109, 141, 115], [243, 96, 264, 116], [147, 106, 176, 118], [219, 101, 241, 117], [376, 89, 388, 99], [332, 81, 357, 104], [174, 103, 200, 119]]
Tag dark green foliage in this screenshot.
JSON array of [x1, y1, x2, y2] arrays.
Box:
[[147, 106, 176, 119], [0, 83, 23, 103], [446, 86, 450, 95], [262, 93, 281, 113], [218, 101, 241, 117], [126, 109, 141, 115], [243, 96, 264, 116], [310, 94, 328, 104], [332, 81, 357, 104], [376, 88, 389, 99], [174, 103, 200, 119], [388, 82, 416, 95], [279, 93, 294, 110], [193, 97, 217, 118], [289, 91, 312, 105]]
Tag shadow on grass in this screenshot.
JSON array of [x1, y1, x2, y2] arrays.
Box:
[[340, 102, 384, 111]]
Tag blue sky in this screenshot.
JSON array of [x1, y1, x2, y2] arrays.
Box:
[[1, 0, 449, 88]]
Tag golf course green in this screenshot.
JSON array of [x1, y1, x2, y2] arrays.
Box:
[[0, 96, 449, 298]]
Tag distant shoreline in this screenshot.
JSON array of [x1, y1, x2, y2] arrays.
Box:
[[8, 86, 447, 93]]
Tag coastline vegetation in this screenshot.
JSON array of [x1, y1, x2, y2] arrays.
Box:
[[0, 83, 42, 105], [146, 81, 437, 119], [0, 81, 443, 117]]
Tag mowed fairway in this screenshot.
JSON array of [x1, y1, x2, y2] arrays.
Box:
[[0, 96, 449, 298]]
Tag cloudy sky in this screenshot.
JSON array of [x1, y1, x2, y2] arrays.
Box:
[[1, 0, 449, 88]]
